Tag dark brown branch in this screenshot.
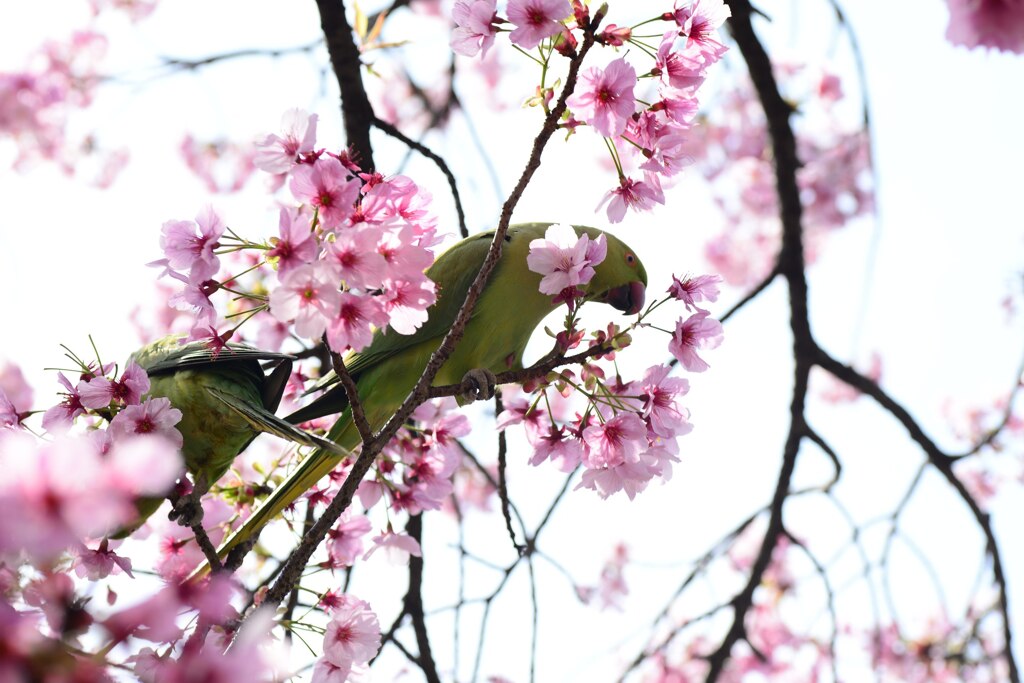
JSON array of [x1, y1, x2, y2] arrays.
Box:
[[325, 339, 373, 443], [315, 0, 376, 171], [706, 2, 814, 679], [816, 350, 953, 467], [190, 522, 222, 574], [373, 115, 469, 239], [718, 265, 780, 324], [404, 514, 441, 683], [803, 425, 841, 492], [282, 502, 316, 644], [157, 41, 322, 72], [494, 393, 523, 553]]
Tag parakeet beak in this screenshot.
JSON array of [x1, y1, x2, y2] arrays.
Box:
[[603, 281, 646, 315]]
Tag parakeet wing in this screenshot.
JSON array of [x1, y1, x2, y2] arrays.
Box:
[[142, 345, 293, 376], [205, 387, 349, 457]]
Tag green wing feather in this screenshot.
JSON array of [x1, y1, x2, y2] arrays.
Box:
[[204, 387, 350, 456]]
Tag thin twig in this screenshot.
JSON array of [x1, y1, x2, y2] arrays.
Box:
[[373, 115, 468, 239]]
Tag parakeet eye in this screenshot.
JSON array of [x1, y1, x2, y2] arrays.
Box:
[[625, 252, 637, 267]]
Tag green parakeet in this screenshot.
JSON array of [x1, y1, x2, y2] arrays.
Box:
[[115, 337, 344, 536], [204, 222, 647, 567]]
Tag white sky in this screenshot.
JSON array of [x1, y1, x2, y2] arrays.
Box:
[[2, 1, 1024, 681]]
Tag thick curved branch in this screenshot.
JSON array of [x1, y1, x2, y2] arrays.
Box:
[[315, 0, 376, 170], [706, 2, 813, 679], [404, 514, 441, 683]]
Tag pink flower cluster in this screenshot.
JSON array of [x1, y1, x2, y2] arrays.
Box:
[[507, 254, 723, 499], [690, 69, 875, 287], [0, 30, 129, 185], [157, 110, 440, 354], [452, 1, 731, 223], [179, 134, 258, 194], [451, 0, 572, 56], [946, 0, 1024, 53], [498, 362, 692, 499], [526, 222, 607, 297], [0, 429, 181, 562], [312, 595, 381, 682], [0, 362, 33, 429], [576, 542, 629, 610]]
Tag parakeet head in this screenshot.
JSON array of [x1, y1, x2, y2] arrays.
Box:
[[575, 225, 648, 315]]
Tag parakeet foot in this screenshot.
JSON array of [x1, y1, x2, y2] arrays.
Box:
[[460, 368, 497, 403], [168, 473, 210, 528]]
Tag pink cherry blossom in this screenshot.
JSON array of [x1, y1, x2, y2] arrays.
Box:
[[657, 89, 701, 125], [598, 24, 632, 46], [378, 224, 435, 282], [270, 262, 342, 341], [0, 432, 146, 557], [566, 57, 637, 138], [496, 391, 550, 440], [255, 108, 319, 173], [506, 0, 572, 50], [290, 156, 360, 228], [326, 511, 373, 567], [582, 412, 648, 469], [179, 134, 256, 193], [159, 205, 225, 281], [668, 273, 723, 311], [312, 658, 356, 683], [637, 122, 692, 177], [323, 225, 388, 289], [73, 540, 134, 580], [946, 0, 1024, 53], [268, 207, 318, 278], [363, 529, 423, 562], [108, 398, 184, 448], [381, 278, 437, 334], [79, 360, 150, 409], [631, 365, 692, 439], [669, 310, 724, 372], [598, 174, 665, 223], [41, 372, 87, 433], [168, 270, 220, 332], [322, 596, 382, 669], [668, 0, 732, 63], [0, 391, 19, 429], [0, 362, 33, 414], [451, 0, 499, 57], [327, 292, 389, 352], [527, 223, 606, 295], [527, 424, 584, 471], [653, 31, 707, 92]]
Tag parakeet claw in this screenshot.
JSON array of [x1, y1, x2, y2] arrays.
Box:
[[169, 495, 204, 527], [461, 368, 497, 403], [168, 473, 210, 528]]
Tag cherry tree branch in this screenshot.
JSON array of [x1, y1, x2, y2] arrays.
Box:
[[404, 514, 442, 683], [156, 41, 322, 72], [705, 2, 813, 679], [316, 0, 376, 171]]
